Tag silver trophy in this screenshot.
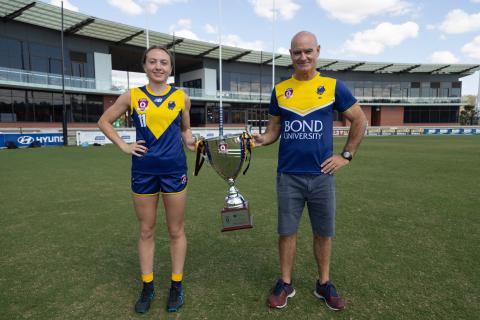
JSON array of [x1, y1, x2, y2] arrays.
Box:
[[194, 133, 254, 232]]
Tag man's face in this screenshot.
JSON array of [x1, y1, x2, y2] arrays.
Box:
[[290, 35, 320, 74]]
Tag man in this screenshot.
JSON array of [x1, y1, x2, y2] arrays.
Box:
[[252, 31, 367, 311]]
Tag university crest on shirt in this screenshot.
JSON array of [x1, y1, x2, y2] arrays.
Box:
[[168, 101, 176, 110]]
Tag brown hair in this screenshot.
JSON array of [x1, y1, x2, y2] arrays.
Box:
[[141, 45, 174, 69]]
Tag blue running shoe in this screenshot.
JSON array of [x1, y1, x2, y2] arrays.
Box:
[[135, 285, 155, 314], [166, 285, 184, 312]]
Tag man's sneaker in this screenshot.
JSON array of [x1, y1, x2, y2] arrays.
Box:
[[134, 285, 155, 314], [267, 279, 296, 309], [313, 280, 346, 311], [166, 285, 184, 312]]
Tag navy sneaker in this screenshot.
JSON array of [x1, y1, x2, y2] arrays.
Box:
[[134, 283, 155, 314], [313, 280, 346, 311], [267, 278, 296, 309], [166, 285, 184, 312]]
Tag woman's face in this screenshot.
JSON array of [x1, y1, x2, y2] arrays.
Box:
[[143, 49, 172, 84]]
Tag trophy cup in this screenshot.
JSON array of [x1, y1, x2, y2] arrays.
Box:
[[194, 133, 254, 232]]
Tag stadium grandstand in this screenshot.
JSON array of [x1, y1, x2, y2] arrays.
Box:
[[1, 0, 479, 134]]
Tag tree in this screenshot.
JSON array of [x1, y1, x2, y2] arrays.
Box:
[[460, 95, 478, 125]]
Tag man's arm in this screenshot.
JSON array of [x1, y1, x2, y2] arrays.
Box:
[[251, 115, 281, 147], [320, 103, 367, 174], [341, 103, 368, 155]]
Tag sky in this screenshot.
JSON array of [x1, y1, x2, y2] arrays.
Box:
[[45, 0, 480, 95]]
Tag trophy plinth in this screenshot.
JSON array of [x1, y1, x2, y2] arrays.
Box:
[[220, 178, 253, 232], [194, 133, 254, 232]]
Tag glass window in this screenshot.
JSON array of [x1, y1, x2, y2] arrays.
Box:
[[354, 87, 363, 97], [410, 88, 420, 97], [32, 91, 53, 122], [363, 87, 373, 97], [49, 58, 62, 75], [31, 55, 49, 73], [0, 37, 23, 69], [71, 94, 86, 122], [13, 91, 34, 121], [85, 95, 104, 122], [404, 106, 458, 123], [53, 93, 70, 123], [0, 89, 13, 121]]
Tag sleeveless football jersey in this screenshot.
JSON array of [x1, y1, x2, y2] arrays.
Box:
[[130, 85, 187, 175], [270, 73, 356, 174]]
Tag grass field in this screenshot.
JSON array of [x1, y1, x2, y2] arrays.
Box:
[[1, 136, 479, 320]]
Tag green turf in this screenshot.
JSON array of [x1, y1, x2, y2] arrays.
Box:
[[1, 136, 479, 319]]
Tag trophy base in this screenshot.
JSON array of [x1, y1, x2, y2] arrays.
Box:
[[221, 203, 253, 232]]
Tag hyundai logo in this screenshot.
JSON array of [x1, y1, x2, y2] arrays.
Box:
[[17, 136, 34, 144]]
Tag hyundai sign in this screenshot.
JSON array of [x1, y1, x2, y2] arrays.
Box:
[[0, 133, 64, 148]]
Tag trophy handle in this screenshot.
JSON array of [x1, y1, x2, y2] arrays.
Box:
[[194, 139, 206, 176], [241, 132, 254, 175]]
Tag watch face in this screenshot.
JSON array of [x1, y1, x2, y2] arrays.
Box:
[[342, 151, 352, 160]]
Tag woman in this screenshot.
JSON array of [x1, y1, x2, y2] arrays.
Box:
[[98, 45, 196, 314]]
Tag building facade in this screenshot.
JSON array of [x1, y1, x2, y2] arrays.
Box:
[[1, 0, 478, 130]]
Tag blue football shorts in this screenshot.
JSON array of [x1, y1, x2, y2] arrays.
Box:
[[131, 172, 188, 195], [276, 173, 336, 237]]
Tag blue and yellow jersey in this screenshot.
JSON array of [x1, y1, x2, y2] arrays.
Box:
[[270, 73, 356, 174], [130, 85, 187, 175]]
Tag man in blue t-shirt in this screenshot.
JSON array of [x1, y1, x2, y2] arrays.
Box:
[[252, 31, 367, 312]]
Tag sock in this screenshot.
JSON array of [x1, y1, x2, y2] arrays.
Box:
[[141, 272, 154, 289], [171, 273, 183, 288]]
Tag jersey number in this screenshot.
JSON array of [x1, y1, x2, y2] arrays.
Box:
[[139, 114, 147, 127]]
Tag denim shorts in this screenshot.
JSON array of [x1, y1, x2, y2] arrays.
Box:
[[277, 173, 336, 237]]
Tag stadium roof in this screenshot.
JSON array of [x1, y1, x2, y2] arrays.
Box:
[[2, 0, 480, 76]]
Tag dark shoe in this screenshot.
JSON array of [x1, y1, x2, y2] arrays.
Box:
[[167, 285, 184, 312], [313, 280, 346, 311], [134, 285, 155, 314], [267, 279, 296, 309]]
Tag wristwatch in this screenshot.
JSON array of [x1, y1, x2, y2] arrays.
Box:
[[341, 150, 353, 162]]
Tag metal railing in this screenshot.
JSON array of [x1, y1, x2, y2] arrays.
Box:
[[0, 67, 468, 105], [0, 66, 95, 89]]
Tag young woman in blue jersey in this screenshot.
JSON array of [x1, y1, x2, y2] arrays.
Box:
[[98, 45, 196, 314]]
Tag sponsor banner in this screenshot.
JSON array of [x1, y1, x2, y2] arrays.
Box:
[[367, 128, 381, 136], [462, 128, 480, 135], [333, 129, 349, 136], [395, 129, 410, 136], [410, 128, 423, 135], [424, 128, 439, 135], [381, 129, 395, 136], [0, 133, 63, 148], [76, 130, 136, 145]]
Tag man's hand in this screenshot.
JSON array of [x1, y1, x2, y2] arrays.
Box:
[[320, 155, 349, 174], [251, 133, 265, 147]]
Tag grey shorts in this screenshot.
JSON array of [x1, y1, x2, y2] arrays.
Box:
[[277, 173, 336, 237]]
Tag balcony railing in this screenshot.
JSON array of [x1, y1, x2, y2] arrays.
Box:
[[357, 96, 465, 105], [0, 67, 468, 105], [0, 66, 96, 90]]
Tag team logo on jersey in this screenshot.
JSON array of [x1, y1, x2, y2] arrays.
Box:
[[180, 174, 188, 185], [285, 88, 293, 98], [317, 86, 325, 96], [138, 98, 149, 111], [168, 101, 176, 110], [218, 142, 228, 154]]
